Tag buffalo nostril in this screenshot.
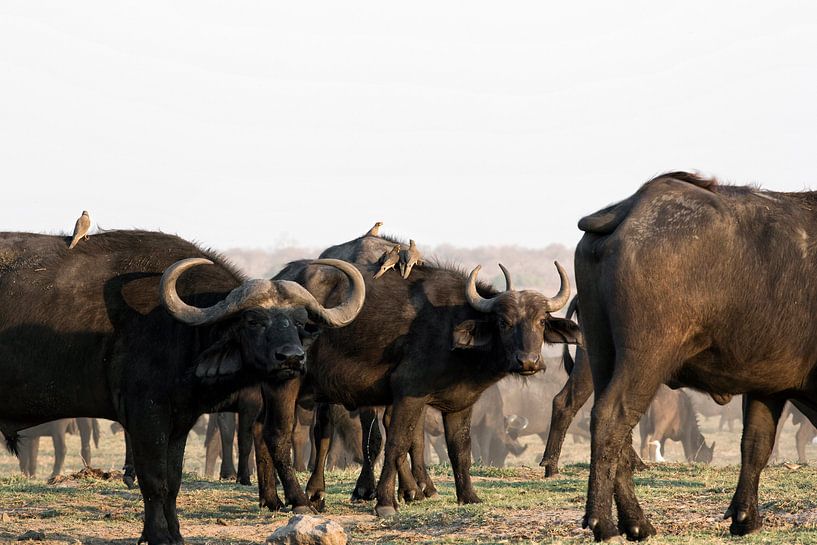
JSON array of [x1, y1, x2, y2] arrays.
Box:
[[515, 353, 540, 367], [275, 345, 305, 362]]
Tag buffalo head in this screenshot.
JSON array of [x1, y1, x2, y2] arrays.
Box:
[[160, 258, 365, 380], [453, 261, 581, 375]]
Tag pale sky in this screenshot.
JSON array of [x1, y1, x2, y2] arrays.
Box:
[[2, 2, 816, 250]]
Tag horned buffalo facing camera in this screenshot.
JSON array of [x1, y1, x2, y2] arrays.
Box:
[[0, 230, 364, 545], [256, 253, 581, 516]]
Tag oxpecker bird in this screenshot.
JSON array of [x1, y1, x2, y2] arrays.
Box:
[[373, 245, 401, 279], [365, 221, 384, 237], [399, 239, 423, 279], [68, 211, 92, 249]]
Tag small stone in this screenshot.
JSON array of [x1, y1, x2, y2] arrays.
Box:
[[266, 514, 347, 545], [0, 512, 11, 522], [17, 530, 45, 541], [216, 518, 228, 526]]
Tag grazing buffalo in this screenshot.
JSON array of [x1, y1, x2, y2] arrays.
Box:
[[576, 172, 817, 541], [638, 386, 714, 463], [0, 230, 364, 545], [16, 418, 99, 479], [257, 244, 581, 516]]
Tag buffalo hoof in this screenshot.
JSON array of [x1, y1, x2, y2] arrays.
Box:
[[375, 505, 397, 518], [456, 492, 482, 505], [351, 485, 376, 502], [584, 515, 621, 542], [237, 476, 252, 486], [138, 531, 182, 545], [292, 505, 314, 515], [219, 472, 237, 481], [259, 495, 284, 512], [309, 491, 327, 512], [399, 487, 419, 503], [725, 503, 762, 536], [123, 474, 137, 490], [619, 519, 656, 541]]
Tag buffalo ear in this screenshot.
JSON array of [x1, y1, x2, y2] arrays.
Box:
[[452, 319, 493, 350], [298, 322, 321, 352], [195, 338, 242, 379], [543, 318, 583, 345]]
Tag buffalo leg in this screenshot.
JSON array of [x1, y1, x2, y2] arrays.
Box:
[[585, 346, 662, 542], [122, 431, 137, 489], [384, 405, 423, 504], [352, 407, 381, 501], [305, 402, 332, 510], [162, 434, 187, 545], [374, 397, 426, 516], [203, 416, 220, 478], [409, 406, 438, 499], [19, 437, 37, 477], [795, 421, 811, 464], [50, 429, 67, 479], [130, 430, 177, 545], [443, 406, 481, 505], [611, 434, 657, 540], [291, 406, 312, 472], [236, 395, 260, 485], [725, 394, 785, 536], [217, 413, 238, 480], [253, 415, 283, 511], [77, 418, 94, 467], [541, 351, 594, 476], [261, 380, 311, 512]]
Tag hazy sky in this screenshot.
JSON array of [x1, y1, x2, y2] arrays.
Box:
[[2, 2, 816, 250]]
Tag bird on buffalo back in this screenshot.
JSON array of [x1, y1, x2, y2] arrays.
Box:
[[365, 221, 384, 237], [399, 239, 423, 279], [373, 245, 401, 279], [68, 211, 92, 249]]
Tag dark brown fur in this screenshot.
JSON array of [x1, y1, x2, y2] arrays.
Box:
[[576, 172, 817, 541]]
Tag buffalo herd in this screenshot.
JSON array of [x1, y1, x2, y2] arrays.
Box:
[[2, 171, 817, 543]]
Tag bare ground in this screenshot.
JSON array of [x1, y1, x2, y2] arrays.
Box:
[[2, 415, 817, 544]]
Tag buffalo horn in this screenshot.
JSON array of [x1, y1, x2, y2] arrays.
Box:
[[160, 258, 365, 327], [498, 263, 513, 291], [543, 261, 570, 312], [465, 265, 498, 313]]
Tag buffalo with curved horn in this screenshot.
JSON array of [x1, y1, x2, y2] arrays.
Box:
[[0, 230, 364, 545], [257, 242, 582, 517]]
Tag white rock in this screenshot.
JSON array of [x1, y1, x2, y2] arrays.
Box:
[[266, 515, 347, 545]]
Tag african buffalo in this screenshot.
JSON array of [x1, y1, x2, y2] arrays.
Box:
[[0, 230, 364, 545], [257, 239, 580, 516], [576, 172, 817, 540]]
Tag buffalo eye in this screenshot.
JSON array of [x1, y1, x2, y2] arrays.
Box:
[[498, 318, 511, 330], [246, 318, 265, 328], [302, 323, 320, 335], [539, 318, 548, 327]]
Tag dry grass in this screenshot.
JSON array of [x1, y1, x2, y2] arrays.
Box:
[[2, 415, 817, 544]]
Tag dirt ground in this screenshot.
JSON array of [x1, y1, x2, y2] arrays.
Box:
[[2, 413, 817, 544]]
